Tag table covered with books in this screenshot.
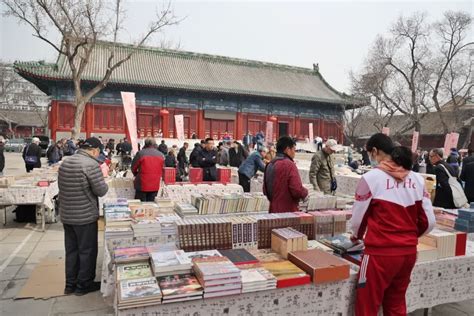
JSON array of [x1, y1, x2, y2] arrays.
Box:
[[0, 167, 59, 230], [98, 183, 474, 316]]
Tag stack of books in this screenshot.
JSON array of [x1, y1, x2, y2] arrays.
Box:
[[240, 267, 277, 293], [131, 219, 161, 237], [129, 203, 161, 219], [307, 240, 334, 254], [218, 249, 259, 266], [116, 262, 153, 281], [321, 210, 347, 236], [193, 256, 242, 298], [155, 198, 175, 213], [174, 203, 199, 217], [435, 225, 467, 256], [319, 234, 364, 255], [271, 228, 308, 259], [184, 249, 222, 262], [163, 183, 243, 204], [114, 247, 150, 264], [436, 212, 457, 228], [416, 243, 438, 262], [229, 216, 258, 249], [191, 192, 270, 215], [294, 212, 315, 240], [255, 213, 300, 249], [157, 213, 180, 236], [261, 260, 310, 288], [288, 249, 350, 284], [247, 248, 284, 263], [117, 277, 162, 310], [454, 208, 474, 233], [176, 218, 233, 252], [104, 205, 131, 227], [157, 274, 204, 304], [149, 250, 193, 276], [306, 192, 337, 210], [105, 226, 133, 240], [420, 228, 456, 259], [309, 211, 336, 240]]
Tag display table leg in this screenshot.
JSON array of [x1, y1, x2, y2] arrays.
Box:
[[423, 307, 432, 316]]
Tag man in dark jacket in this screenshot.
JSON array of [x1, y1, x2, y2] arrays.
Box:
[[229, 141, 247, 168], [177, 142, 189, 180], [238, 147, 267, 192], [242, 131, 252, 150], [461, 146, 474, 203], [189, 141, 204, 167], [158, 140, 168, 156], [115, 139, 123, 154], [63, 139, 77, 156], [198, 138, 218, 181], [263, 136, 308, 213], [58, 137, 108, 296], [46, 141, 63, 165], [0, 136, 5, 175], [131, 138, 165, 202], [22, 137, 42, 172], [429, 148, 457, 209], [121, 139, 132, 154]]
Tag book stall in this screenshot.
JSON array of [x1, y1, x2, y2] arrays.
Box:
[[0, 166, 59, 231], [99, 171, 474, 316]]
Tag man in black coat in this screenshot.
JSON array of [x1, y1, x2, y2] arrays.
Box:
[[189, 141, 204, 167], [0, 137, 5, 175], [177, 142, 189, 180], [429, 148, 457, 208], [22, 137, 42, 173], [461, 146, 474, 203], [158, 140, 168, 156], [229, 141, 247, 168], [198, 138, 218, 181]]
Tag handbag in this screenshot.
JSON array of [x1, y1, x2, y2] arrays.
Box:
[[439, 164, 468, 208], [24, 145, 38, 165]]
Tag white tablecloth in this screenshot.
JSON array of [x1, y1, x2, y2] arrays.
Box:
[[104, 239, 474, 316]]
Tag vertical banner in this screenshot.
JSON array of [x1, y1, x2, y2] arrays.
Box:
[[309, 123, 314, 144], [411, 131, 419, 153], [174, 114, 185, 141], [382, 127, 390, 136], [121, 92, 138, 154], [448, 132, 460, 153], [443, 133, 452, 158], [265, 121, 273, 145]]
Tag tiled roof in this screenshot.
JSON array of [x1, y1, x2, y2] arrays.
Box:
[[14, 40, 358, 105]]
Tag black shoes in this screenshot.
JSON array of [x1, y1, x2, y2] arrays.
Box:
[[74, 282, 101, 296], [64, 287, 75, 295]]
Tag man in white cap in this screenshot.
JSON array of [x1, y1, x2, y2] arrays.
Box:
[[309, 138, 342, 194], [22, 137, 42, 172]]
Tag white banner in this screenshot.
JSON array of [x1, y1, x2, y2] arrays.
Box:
[[120, 92, 138, 154], [265, 121, 273, 145], [174, 115, 185, 141], [411, 131, 419, 153], [309, 123, 314, 144], [382, 127, 390, 136]]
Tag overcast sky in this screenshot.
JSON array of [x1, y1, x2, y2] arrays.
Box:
[[0, 0, 471, 92]]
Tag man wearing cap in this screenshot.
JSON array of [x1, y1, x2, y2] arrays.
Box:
[[309, 138, 341, 194], [22, 137, 42, 172], [58, 137, 108, 296]]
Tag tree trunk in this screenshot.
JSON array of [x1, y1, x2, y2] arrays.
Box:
[[71, 99, 87, 139], [462, 119, 473, 149]]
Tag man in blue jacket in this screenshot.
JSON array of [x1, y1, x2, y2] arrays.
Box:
[[238, 147, 268, 192]]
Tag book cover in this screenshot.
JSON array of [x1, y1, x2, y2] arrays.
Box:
[[193, 256, 240, 279], [117, 262, 152, 280], [319, 234, 364, 254], [218, 249, 259, 265], [119, 277, 162, 301], [157, 274, 203, 298], [261, 260, 310, 288], [114, 247, 149, 262]]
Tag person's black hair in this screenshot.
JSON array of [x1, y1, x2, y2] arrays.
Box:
[[205, 137, 213, 143], [366, 133, 394, 155], [276, 136, 296, 153], [194, 143, 200, 147], [200, 139, 206, 144], [391, 146, 413, 170]]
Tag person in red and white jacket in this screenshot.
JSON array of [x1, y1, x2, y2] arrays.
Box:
[[350, 133, 435, 316]]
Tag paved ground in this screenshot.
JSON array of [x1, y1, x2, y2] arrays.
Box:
[[1, 152, 473, 316]]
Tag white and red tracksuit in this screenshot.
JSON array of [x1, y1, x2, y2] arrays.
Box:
[[351, 161, 435, 316]]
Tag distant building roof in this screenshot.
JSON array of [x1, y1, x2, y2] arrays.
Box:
[[14, 40, 362, 107]]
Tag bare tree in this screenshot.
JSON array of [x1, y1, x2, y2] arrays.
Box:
[[2, 0, 180, 138], [429, 11, 473, 133]]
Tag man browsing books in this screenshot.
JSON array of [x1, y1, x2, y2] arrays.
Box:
[[58, 137, 109, 295], [238, 147, 267, 192]]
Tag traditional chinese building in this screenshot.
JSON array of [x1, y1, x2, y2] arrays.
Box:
[[14, 41, 358, 142]]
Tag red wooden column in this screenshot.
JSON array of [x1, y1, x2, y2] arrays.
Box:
[[85, 103, 93, 138], [160, 108, 170, 138], [294, 116, 301, 140], [49, 100, 58, 141], [197, 109, 205, 139], [235, 111, 243, 140], [268, 115, 277, 142]]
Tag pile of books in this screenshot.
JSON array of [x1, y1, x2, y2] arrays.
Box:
[[174, 203, 199, 217], [321, 210, 347, 236], [294, 212, 314, 240], [149, 250, 193, 276], [163, 183, 243, 204], [309, 211, 336, 240], [117, 277, 162, 310], [271, 228, 308, 259], [132, 219, 162, 237], [155, 198, 175, 213], [240, 267, 277, 293], [229, 216, 258, 249], [218, 249, 259, 266], [193, 256, 242, 298], [261, 260, 310, 288], [104, 203, 131, 227], [105, 226, 133, 240], [157, 274, 204, 303], [319, 234, 364, 255], [306, 192, 337, 210], [176, 218, 233, 252], [255, 213, 300, 249], [416, 243, 438, 262], [157, 214, 180, 237], [307, 240, 334, 254], [191, 192, 269, 215], [420, 228, 456, 259], [114, 246, 150, 264], [436, 212, 457, 228], [116, 262, 153, 281], [454, 208, 474, 233]]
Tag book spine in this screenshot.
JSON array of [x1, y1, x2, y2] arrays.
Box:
[[232, 221, 238, 249], [237, 221, 243, 248]]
